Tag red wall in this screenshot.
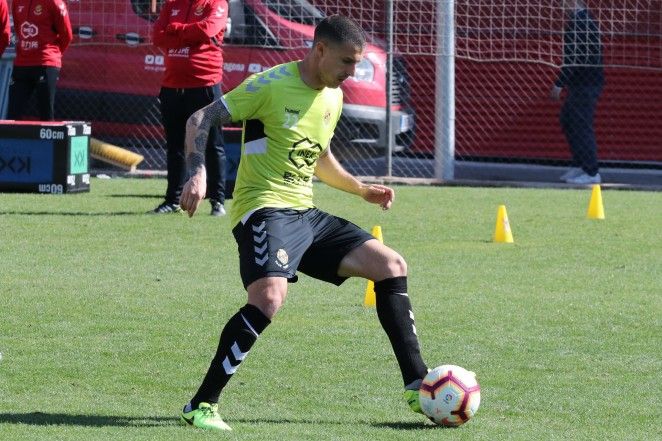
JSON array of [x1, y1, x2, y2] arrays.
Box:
[[317, 0, 662, 162]]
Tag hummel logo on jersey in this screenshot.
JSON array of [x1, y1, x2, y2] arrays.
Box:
[[171, 9, 180, 16], [216, 6, 225, 16], [246, 65, 292, 93]]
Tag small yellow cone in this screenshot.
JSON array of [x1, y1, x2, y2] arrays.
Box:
[[493, 205, 514, 243], [587, 184, 605, 219], [363, 225, 384, 307]]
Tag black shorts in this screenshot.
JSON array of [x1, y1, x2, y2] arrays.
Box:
[[232, 208, 374, 289]]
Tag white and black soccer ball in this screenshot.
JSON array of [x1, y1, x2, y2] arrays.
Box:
[[419, 364, 481, 427]]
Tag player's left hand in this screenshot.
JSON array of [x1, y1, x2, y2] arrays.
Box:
[[361, 184, 394, 210], [180, 170, 207, 217]]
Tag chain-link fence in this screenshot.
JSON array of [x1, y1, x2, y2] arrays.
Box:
[[16, 0, 661, 180]]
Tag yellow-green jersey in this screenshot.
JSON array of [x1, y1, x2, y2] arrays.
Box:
[[222, 61, 343, 226]]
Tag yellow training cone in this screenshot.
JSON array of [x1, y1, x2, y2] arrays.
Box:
[[363, 225, 384, 307], [493, 205, 514, 243], [587, 184, 605, 219]]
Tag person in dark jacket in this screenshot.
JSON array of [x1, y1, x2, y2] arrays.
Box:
[[552, 0, 604, 184], [150, 0, 228, 216], [8, 0, 72, 121]]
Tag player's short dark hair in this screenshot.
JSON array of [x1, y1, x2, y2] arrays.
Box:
[[314, 15, 366, 49]]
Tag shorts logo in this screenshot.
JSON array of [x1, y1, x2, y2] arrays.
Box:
[[276, 249, 289, 269], [252, 221, 268, 266]]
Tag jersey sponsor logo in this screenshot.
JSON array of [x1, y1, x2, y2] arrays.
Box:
[[20, 22, 39, 39], [288, 138, 322, 169], [282, 171, 310, 185], [168, 47, 190, 58], [21, 40, 39, 50]]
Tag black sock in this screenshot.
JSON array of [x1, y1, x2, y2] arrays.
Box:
[[374, 276, 428, 386], [190, 304, 270, 407]]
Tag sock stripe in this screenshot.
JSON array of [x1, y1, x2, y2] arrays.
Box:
[[222, 356, 237, 375], [231, 342, 248, 361], [241, 313, 259, 337]]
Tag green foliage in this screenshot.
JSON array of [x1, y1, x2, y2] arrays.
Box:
[[0, 179, 660, 440]]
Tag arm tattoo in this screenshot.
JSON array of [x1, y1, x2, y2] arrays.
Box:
[[185, 98, 233, 176]]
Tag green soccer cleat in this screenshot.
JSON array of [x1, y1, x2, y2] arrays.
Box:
[[404, 389, 423, 415], [180, 402, 232, 431]]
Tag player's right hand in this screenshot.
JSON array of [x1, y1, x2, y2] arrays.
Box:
[[180, 170, 207, 217]]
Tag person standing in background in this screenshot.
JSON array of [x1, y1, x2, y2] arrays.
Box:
[[8, 0, 72, 121], [552, 0, 604, 185], [150, 0, 228, 216], [0, 0, 10, 56]]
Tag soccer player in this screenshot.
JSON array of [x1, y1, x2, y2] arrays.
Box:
[[178, 15, 429, 431]]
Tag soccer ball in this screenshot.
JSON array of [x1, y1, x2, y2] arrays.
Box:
[[419, 364, 481, 427]]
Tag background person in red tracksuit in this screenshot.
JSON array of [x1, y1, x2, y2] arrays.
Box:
[[8, 0, 72, 121], [151, 0, 228, 216], [0, 0, 10, 56]]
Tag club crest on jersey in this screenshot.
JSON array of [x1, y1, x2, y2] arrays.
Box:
[[276, 249, 289, 268], [34, 5, 43, 15], [323, 110, 331, 126], [194, 6, 204, 16]]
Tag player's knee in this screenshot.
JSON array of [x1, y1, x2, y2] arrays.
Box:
[[247, 279, 288, 319], [384, 253, 407, 278]]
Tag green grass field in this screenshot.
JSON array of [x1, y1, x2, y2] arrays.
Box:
[[1, 178, 660, 441]]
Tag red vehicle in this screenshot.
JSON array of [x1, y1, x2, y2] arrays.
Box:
[[51, 0, 414, 166]]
